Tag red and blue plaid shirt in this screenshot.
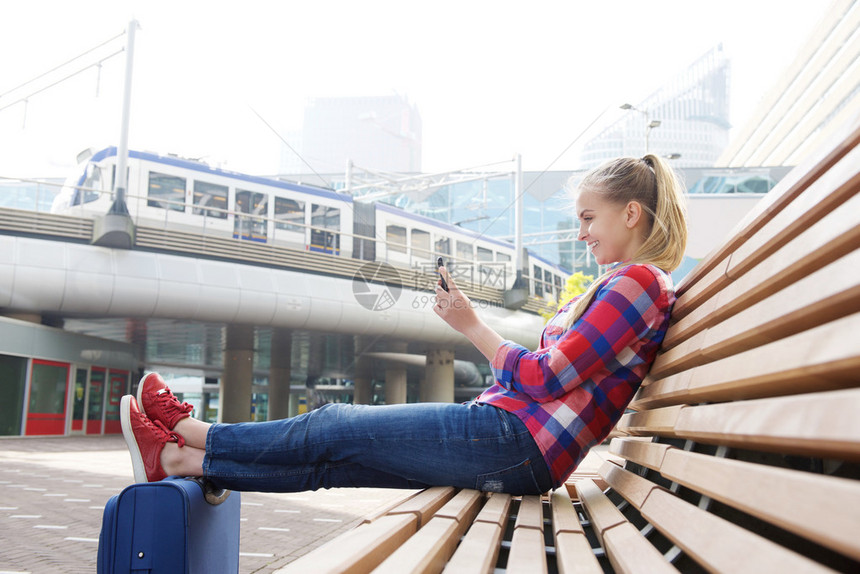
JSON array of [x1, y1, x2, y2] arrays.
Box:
[[477, 263, 675, 488]]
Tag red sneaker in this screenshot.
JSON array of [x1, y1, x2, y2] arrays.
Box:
[[121, 395, 185, 483], [137, 372, 193, 431]]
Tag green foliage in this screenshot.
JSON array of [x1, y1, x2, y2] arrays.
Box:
[[539, 271, 594, 322]]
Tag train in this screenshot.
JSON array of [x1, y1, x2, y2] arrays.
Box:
[[51, 146, 570, 301]]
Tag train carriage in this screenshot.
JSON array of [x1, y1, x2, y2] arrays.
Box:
[[52, 147, 571, 302]]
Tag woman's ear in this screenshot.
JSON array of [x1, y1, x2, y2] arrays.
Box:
[[625, 201, 643, 229]]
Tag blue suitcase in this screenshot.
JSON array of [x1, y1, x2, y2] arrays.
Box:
[[97, 477, 241, 574]]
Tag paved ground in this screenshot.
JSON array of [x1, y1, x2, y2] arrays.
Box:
[[0, 435, 416, 574]]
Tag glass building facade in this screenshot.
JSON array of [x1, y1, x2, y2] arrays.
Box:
[[579, 44, 731, 169]]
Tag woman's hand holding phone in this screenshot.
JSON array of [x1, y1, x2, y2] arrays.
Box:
[[436, 257, 449, 292]]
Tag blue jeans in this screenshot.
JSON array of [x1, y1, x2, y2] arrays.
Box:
[[203, 402, 553, 495]]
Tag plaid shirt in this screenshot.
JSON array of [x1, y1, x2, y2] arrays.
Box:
[[477, 264, 675, 488]]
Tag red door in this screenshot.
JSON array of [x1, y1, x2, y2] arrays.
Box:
[[25, 360, 70, 436]]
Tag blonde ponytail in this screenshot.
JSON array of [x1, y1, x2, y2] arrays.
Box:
[[562, 155, 687, 329]]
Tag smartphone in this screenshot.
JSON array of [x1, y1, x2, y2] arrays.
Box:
[[437, 257, 449, 292]]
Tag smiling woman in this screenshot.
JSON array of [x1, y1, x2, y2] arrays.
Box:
[[563, 154, 688, 330]]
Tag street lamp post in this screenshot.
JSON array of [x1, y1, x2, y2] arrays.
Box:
[[620, 103, 660, 155]]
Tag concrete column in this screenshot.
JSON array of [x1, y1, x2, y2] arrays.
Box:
[[421, 349, 455, 403], [268, 328, 292, 421], [221, 324, 254, 423], [353, 336, 373, 405], [384, 342, 408, 404]]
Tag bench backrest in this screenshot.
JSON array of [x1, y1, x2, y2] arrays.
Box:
[[589, 112, 860, 572]]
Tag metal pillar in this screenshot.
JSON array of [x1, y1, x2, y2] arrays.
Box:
[[421, 349, 455, 403], [221, 324, 254, 423], [93, 19, 138, 248], [268, 328, 292, 420]]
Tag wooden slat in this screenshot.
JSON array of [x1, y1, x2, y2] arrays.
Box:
[[374, 491, 485, 573], [673, 388, 860, 458], [632, 370, 693, 410], [660, 295, 718, 351], [387, 486, 456, 528], [506, 526, 547, 574], [555, 531, 602, 574], [360, 489, 423, 524], [601, 522, 680, 574], [433, 489, 484, 523], [635, 312, 860, 408], [599, 461, 661, 509], [578, 478, 680, 574], [726, 143, 860, 281], [667, 255, 729, 322], [640, 489, 832, 573], [659, 448, 860, 561], [602, 463, 834, 573], [506, 495, 547, 574], [552, 489, 601, 572], [608, 438, 672, 472], [373, 517, 463, 574], [647, 331, 706, 379], [632, 376, 686, 410], [697, 248, 860, 363], [564, 474, 609, 501], [664, 190, 860, 351], [506, 526, 548, 574], [442, 493, 512, 574], [442, 521, 503, 574], [550, 490, 585, 535], [514, 495, 544, 530], [576, 479, 628, 548], [675, 114, 860, 298], [617, 405, 685, 437], [472, 492, 512, 528], [684, 312, 860, 403], [277, 514, 417, 574], [653, 246, 860, 379]]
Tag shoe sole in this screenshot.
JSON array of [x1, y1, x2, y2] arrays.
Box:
[[136, 374, 149, 418], [120, 395, 147, 483]]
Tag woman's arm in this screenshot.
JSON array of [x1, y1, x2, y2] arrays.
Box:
[[433, 266, 504, 361], [492, 265, 670, 402]]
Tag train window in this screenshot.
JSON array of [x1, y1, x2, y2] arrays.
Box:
[[411, 229, 431, 259], [275, 197, 305, 232], [387, 224, 407, 253], [73, 163, 103, 205], [456, 241, 473, 262], [311, 204, 339, 229], [435, 237, 451, 256], [235, 189, 269, 241], [477, 247, 493, 262], [310, 204, 340, 254], [148, 172, 186, 212], [192, 181, 228, 218], [554, 275, 563, 298], [533, 265, 544, 297], [496, 252, 511, 262]]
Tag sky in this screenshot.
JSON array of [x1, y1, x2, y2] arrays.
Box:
[[0, 1, 835, 179]]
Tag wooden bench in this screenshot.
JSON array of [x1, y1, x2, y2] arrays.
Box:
[[276, 113, 860, 573]]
